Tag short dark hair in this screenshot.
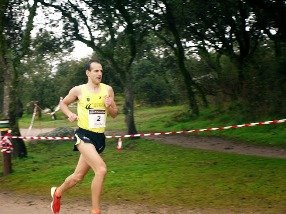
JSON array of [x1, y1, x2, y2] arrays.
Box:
[[85, 60, 101, 71]]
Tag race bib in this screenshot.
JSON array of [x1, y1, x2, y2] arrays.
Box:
[[88, 109, 106, 128]]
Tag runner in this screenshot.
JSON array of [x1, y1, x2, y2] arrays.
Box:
[[50, 60, 118, 214]]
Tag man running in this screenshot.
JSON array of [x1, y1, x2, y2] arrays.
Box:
[[51, 60, 118, 214]]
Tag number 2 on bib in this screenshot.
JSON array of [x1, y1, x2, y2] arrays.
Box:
[[88, 109, 106, 128]]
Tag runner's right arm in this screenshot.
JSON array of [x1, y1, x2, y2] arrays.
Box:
[[60, 86, 80, 122]]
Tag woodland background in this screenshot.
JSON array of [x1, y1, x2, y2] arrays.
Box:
[[0, 0, 285, 157]]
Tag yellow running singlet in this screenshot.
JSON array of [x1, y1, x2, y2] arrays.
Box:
[[77, 83, 109, 133]]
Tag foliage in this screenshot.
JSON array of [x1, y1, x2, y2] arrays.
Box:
[[53, 60, 87, 98], [2, 0, 286, 136], [240, 43, 286, 118], [132, 57, 184, 105], [31, 30, 73, 58], [135, 72, 171, 105], [19, 58, 58, 110]]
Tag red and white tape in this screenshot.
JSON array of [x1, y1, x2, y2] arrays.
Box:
[[6, 118, 285, 140], [0, 130, 14, 153]]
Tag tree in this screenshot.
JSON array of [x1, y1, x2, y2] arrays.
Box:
[[143, 0, 203, 115], [38, 0, 149, 134], [0, 0, 38, 157], [184, 0, 286, 116]]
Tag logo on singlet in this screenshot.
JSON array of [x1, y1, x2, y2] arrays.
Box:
[[85, 104, 91, 109]]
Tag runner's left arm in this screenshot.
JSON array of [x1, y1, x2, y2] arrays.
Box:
[[105, 86, 118, 118]]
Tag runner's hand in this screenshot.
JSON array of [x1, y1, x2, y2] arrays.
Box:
[[104, 96, 113, 108], [67, 112, 78, 122]]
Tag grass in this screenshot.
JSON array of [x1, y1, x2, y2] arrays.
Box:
[[1, 103, 285, 212], [110, 104, 285, 148], [1, 139, 285, 212]]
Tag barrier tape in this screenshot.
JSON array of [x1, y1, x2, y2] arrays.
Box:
[[6, 118, 285, 141], [0, 131, 13, 153]]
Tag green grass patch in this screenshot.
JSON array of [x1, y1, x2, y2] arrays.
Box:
[[1, 139, 285, 212]]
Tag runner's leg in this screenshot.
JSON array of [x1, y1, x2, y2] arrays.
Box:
[[77, 143, 107, 212], [56, 154, 90, 197]]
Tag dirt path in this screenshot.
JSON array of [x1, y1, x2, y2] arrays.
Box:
[[148, 134, 286, 159], [21, 128, 55, 137], [1, 128, 283, 214], [0, 191, 189, 214], [0, 191, 262, 214]]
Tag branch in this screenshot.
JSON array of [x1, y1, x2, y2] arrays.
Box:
[[38, 0, 92, 46], [67, 0, 95, 45], [18, 0, 38, 60], [115, 0, 137, 70]]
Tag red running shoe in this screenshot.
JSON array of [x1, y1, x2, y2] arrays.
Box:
[[51, 187, 61, 214]]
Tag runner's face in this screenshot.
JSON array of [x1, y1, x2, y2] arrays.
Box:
[[87, 63, 103, 85]]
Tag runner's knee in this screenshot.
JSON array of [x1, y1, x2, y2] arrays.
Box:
[[95, 164, 107, 177]]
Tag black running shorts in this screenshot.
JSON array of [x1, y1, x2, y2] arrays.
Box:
[[74, 128, 106, 154]]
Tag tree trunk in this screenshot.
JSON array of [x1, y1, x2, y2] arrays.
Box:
[[123, 80, 138, 135], [9, 62, 27, 158], [1, 56, 10, 118], [2, 152, 12, 175], [177, 60, 200, 115], [163, 0, 199, 115], [0, 56, 4, 114], [3, 56, 27, 158], [0, 0, 9, 116]]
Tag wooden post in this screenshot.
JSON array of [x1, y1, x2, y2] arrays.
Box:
[[3, 152, 12, 175]]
